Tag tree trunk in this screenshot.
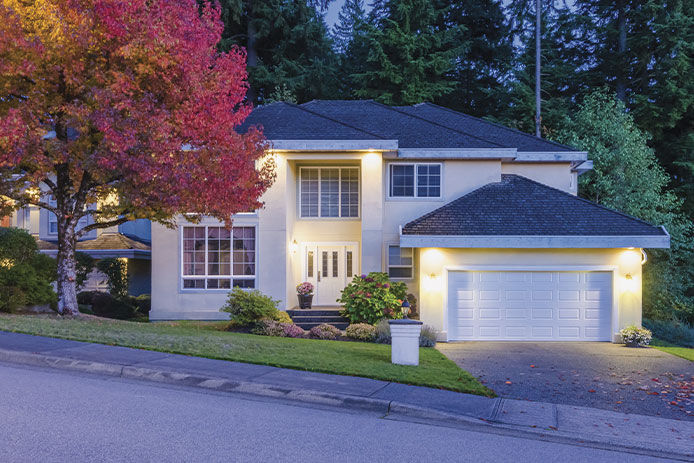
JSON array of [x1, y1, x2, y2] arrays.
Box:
[[56, 220, 79, 316], [616, 2, 627, 102], [534, 0, 542, 138], [246, 1, 258, 104]]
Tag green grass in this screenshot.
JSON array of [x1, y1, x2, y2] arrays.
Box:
[[651, 338, 694, 362], [0, 314, 493, 396]]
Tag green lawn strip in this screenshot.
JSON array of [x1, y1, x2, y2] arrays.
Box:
[[651, 338, 694, 362], [0, 314, 493, 396]]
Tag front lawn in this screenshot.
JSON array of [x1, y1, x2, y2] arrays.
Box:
[[651, 339, 694, 362], [0, 314, 493, 396]]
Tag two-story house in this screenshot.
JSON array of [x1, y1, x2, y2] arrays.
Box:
[[149, 100, 669, 342]]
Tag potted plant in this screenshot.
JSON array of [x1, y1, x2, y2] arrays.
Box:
[[296, 282, 314, 309]]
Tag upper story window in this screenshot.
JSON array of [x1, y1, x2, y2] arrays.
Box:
[[181, 225, 256, 290], [47, 196, 88, 235], [300, 167, 359, 218], [389, 163, 441, 198]]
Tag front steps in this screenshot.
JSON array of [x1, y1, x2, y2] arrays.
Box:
[[286, 307, 349, 330]]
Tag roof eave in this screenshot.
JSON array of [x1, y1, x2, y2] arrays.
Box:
[[399, 232, 670, 249], [269, 140, 398, 151]]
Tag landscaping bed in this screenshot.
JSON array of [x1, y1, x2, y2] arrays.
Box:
[[0, 313, 493, 396]]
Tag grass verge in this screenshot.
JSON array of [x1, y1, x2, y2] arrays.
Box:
[[0, 314, 493, 396], [651, 338, 694, 362]]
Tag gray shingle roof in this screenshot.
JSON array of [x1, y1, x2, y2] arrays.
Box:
[[239, 100, 580, 152], [402, 175, 666, 237]]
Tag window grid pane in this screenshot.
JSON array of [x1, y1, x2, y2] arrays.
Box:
[[340, 168, 359, 217], [300, 168, 319, 217], [416, 164, 441, 197], [332, 251, 338, 277], [388, 245, 413, 279], [390, 165, 414, 197], [307, 250, 314, 278], [322, 251, 328, 277], [346, 251, 353, 277], [320, 168, 340, 217]]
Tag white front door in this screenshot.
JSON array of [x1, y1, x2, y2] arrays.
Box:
[[447, 271, 613, 341], [304, 244, 358, 306]]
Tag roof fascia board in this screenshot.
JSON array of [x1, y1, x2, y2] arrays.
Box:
[[269, 140, 398, 151], [571, 160, 594, 175], [514, 151, 588, 162], [40, 249, 151, 259], [397, 148, 517, 160], [399, 234, 670, 249]]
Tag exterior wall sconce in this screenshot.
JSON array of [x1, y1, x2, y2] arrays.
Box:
[[625, 273, 633, 280], [290, 239, 298, 254]]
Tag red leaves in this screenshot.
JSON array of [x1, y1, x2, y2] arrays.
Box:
[[588, 389, 596, 393], [0, 0, 272, 225]]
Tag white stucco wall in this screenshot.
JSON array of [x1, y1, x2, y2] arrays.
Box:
[[417, 247, 643, 343], [501, 162, 576, 194]]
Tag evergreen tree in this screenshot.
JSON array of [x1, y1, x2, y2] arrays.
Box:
[[332, 0, 366, 54], [556, 91, 694, 323], [500, 2, 583, 137], [434, 0, 514, 118], [573, 0, 694, 215], [350, 0, 468, 105], [217, 1, 339, 104]]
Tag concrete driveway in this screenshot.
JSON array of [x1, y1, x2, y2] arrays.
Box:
[[437, 342, 694, 420]]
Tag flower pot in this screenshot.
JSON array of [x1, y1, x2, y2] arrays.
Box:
[[298, 293, 313, 309]]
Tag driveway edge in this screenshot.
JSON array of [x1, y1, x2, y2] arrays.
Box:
[[1, 346, 692, 461]]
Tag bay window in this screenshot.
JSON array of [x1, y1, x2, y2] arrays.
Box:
[[182, 225, 256, 290]]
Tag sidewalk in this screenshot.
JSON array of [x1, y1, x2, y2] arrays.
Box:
[[1, 331, 692, 459]]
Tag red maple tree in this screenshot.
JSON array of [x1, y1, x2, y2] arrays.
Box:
[[0, 0, 274, 314]]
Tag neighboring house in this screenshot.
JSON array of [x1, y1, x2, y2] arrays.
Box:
[[7, 205, 151, 295], [150, 100, 669, 343]]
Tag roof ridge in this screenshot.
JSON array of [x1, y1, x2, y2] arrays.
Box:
[[418, 102, 579, 152], [367, 100, 508, 149], [285, 101, 388, 140], [501, 174, 664, 231]]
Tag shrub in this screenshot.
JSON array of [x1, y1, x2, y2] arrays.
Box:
[[86, 291, 137, 320], [75, 252, 95, 290], [220, 288, 280, 327], [252, 318, 286, 337], [419, 325, 438, 347], [374, 319, 391, 344], [0, 228, 57, 312], [96, 258, 129, 298], [619, 325, 652, 347], [338, 272, 407, 324], [309, 323, 341, 340], [274, 311, 293, 324], [345, 323, 376, 342], [133, 294, 151, 315], [282, 323, 307, 338], [643, 318, 694, 347]]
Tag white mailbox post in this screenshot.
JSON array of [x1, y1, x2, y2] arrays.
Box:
[[388, 319, 423, 366]]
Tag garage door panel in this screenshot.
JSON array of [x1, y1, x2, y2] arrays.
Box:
[[448, 270, 612, 341]]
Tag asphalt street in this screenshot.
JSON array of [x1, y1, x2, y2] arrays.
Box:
[[0, 362, 681, 462]]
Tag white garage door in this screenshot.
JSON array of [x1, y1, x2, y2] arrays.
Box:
[[447, 271, 613, 341]]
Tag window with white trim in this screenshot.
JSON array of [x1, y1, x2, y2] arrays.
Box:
[[388, 245, 413, 279], [389, 163, 441, 198], [300, 167, 359, 218], [182, 226, 256, 289]]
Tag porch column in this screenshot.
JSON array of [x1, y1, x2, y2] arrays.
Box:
[[361, 152, 384, 273]]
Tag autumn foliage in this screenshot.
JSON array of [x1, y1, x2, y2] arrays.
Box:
[[0, 0, 273, 313]]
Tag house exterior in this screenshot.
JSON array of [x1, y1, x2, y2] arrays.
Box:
[[7, 205, 151, 295], [150, 100, 669, 343]]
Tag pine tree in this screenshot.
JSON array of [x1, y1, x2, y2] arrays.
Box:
[[434, 0, 514, 118], [332, 0, 366, 54], [217, 0, 339, 104], [573, 0, 694, 215], [350, 0, 468, 105], [500, 2, 582, 137]]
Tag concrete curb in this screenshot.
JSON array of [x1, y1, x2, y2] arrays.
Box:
[[1, 347, 692, 461]]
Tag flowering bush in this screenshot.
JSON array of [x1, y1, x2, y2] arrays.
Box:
[[282, 323, 307, 338], [345, 323, 377, 342], [274, 311, 293, 323], [309, 323, 341, 340], [296, 282, 314, 295], [251, 318, 285, 337], [620, 325, 652, 347], [338, 272, 408, 324]]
